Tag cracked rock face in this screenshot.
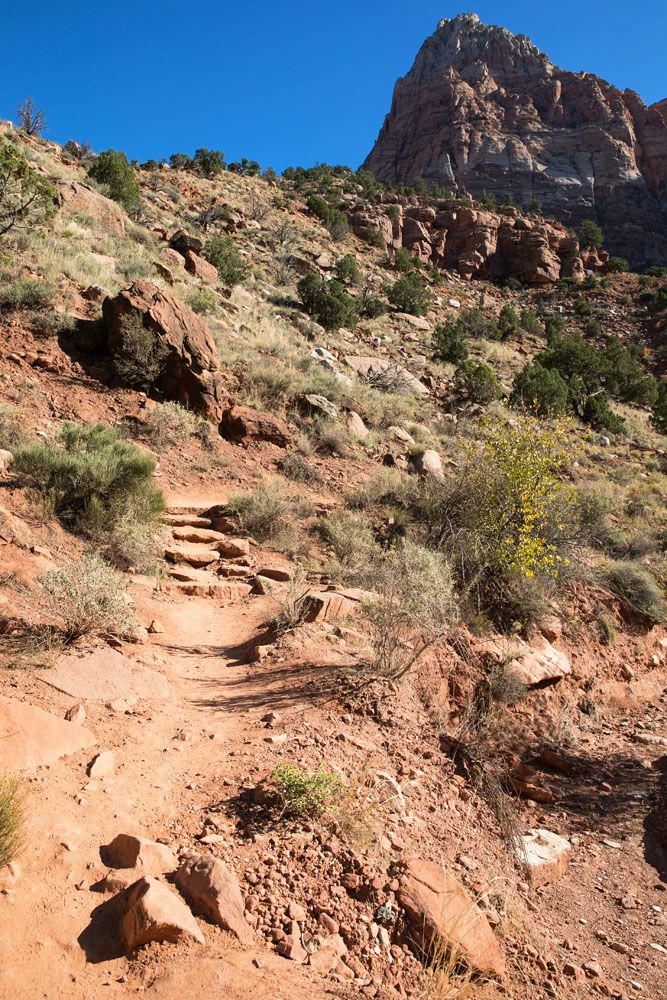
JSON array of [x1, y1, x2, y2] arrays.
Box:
[[363, 13, 667, 265]]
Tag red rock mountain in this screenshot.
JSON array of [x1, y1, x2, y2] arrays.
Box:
[[363, 13, 667, 266]]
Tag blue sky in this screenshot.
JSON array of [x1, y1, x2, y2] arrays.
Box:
[[1, 2, 665, 172]]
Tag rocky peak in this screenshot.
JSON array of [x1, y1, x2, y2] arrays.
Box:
[[363, 15, 667, 265]]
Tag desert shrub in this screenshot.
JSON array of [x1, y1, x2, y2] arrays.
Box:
[[309, 418, 350, 457], [420, 419, 577, 627], [88, 149, 140, 213], [203, 234, 249, 287], [185, 287, 218, 314], [0, 276, 55, 310], [574, 295, 594, 317], [544, 312, 566, 342], [335, 253, 361, 285], [318, 509, 379, 583], [519, 309, 542, 335], [278, 451, 322, 485], [359, 286, 386, 319], [393, 247, 414, 272], [387, 271, 430, 316], [653, 380, 667, 434], [270, 763, 345, 819], [0, 403, 28, 451], [297, 271, 359, 331], [0, 141, 56, 239], [573, 488, 615, 549], [454, 361, 500, 403], [39, 554, 137, 640], [432, 320, 469, 363], [607, 256, 629, 273], [510, 362, 570, 416], [480, 190, 497, 211], [142, 401, 198, 447], [225, 480, 301, 548], [346, 467, 417, 512], [457, 307, 498, 339], [603, 562, 665, 623], [11, 421, 163, 536], [193, 148, 225, 177], [102, 514, 162, 573], [362, 540, 458, 682], [112, 313, 169, 390], [0, 777, 23, 868], [580, 219, 604, 250], [16, 97, 46, 136], [496, 304, 520, 340]]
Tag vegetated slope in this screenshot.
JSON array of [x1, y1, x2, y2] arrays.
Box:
[[363, 13, 667, 267], [0, 117, 666, 1000]]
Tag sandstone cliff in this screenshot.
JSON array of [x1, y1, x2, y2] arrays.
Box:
[[363, 13, 667, 266]]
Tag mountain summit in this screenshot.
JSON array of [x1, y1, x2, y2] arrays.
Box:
[[363, 13, 667, 265]]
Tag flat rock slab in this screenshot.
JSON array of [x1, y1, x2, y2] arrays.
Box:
[[0, 695, 96, 771], [41, 646, 170, 702], [343, 355, 429, 397]]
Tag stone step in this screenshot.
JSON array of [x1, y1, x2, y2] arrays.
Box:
[[162, 514, 213, 528], [164, 545, 220, 568], [169, 580, 253, 601], [165, 502, 214, 516], [171, 526, 227, 545]]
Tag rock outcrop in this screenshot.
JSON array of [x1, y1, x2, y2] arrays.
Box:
[[102, 280, 227, 421], [363, 14, 667, 266]]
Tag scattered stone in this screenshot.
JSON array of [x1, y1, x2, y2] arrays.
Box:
[[65, 702, 86, 724], [105, 834, 177, 874], [410, 449, 445, 481], [219, 404, 291, 447], [87, 750, 115, 778], [519, 829, 571, 887], [175, 854, 252, 943], [147, 620, 164, 634], [346, 410, 369, 439], [216, 537, 251, 558], [121, 877, 204, 950], [397, 857, 506, 979]]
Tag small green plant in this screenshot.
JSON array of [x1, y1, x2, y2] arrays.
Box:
[[0, 276, 55, 311], [496, 304, 520, 340], [226, 480, 290, 543], [0, 140, 56, 239], [203, 233, 249, 287], [39, 553, 137, 640], [270, 763, 345, 819], [88, 149, 141, 213], [0, 777, 23, 868], [278, 451, 322, 485], [185, 287, 218, 314], [510, 362, 570, 416]]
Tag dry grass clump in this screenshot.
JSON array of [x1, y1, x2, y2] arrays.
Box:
[[0, 777, 23, 868], [39, 553, 137, 641]]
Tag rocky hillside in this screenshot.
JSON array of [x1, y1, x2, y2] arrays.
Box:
[[363, 13, 667, 267], [0, 116, 666, 1000]]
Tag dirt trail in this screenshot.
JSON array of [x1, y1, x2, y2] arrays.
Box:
[[0, 506, 338, 999]]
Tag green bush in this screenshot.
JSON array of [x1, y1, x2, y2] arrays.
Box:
[[496, 304, 520, 340], [297, 271, 359, 331], [603, 561, 665, 623], [12, 421, 163, 536], [185, 287, 218, 314], [226, 480, 290, 543], [652, 380, 667, 434], [519, 309, 542, 336], [270, 763, 345, 819], [387, 271, 430, 316], [393, 247, 415, 272], [580, 219, 604, 250], [432, 320, 469, 363], [335, 253, 361, 285], [0, 141, 56, 240], [193, 148, 225, 178], [456, 307, 498, 339], [454, 361, 500, 403], [112, 313, 169, 390], [0, 777, 23, 868], [510, 362, 570, 416], [480, 190, 497, 211], [318, 508, 379, 583], [607, 256, 629, 273], [203, 234, 249, 287], [88, 149, 141, 214], [39, 553, 137, 640]]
